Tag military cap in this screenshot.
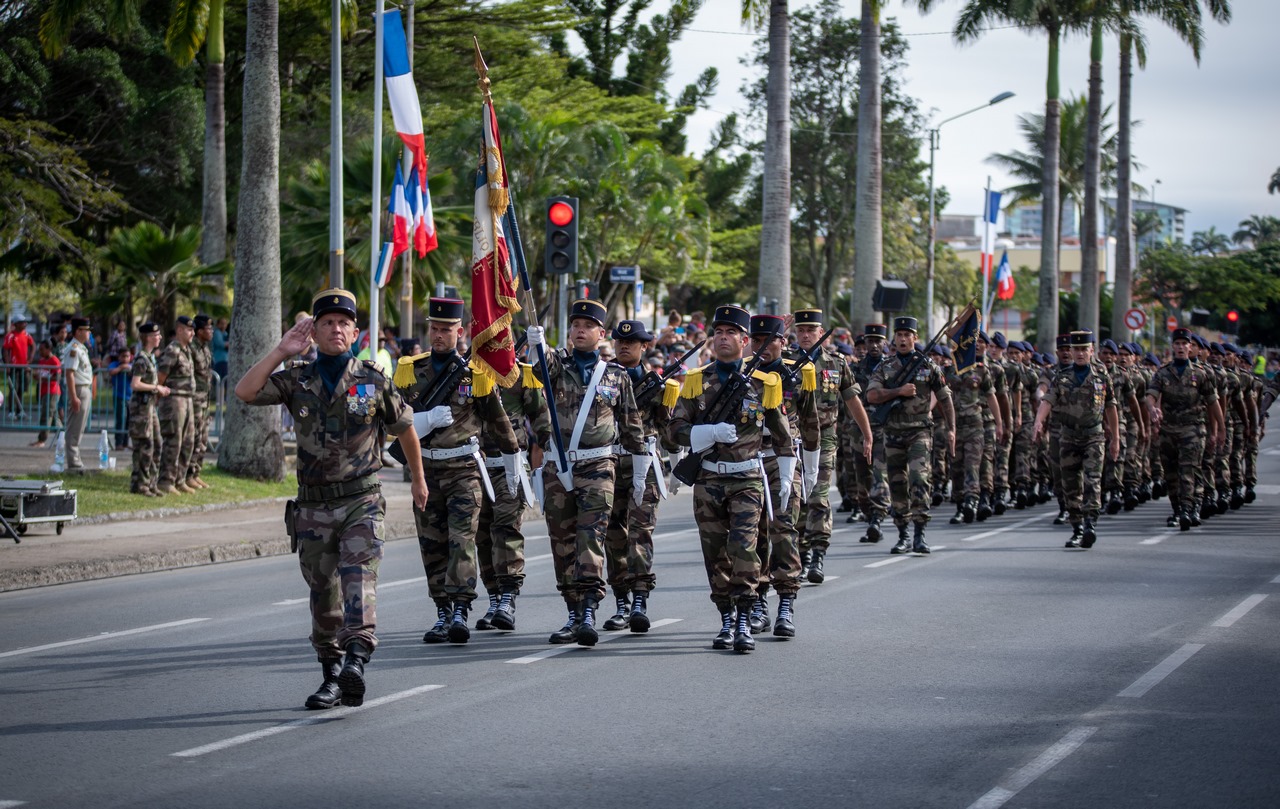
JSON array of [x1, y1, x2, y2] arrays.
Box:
[[1170, 327, 1192, 343], [892, 316, 919, 334], [428, 297, 465, 323], [569, 299, 607, 327], [1223, 342, 1240, 355], [863, 323, 889, 339], [138, 322, 160, 335], [749, 314, 786, 338], [711, 304, 751, 333], [1101, 338, 1119, 353], [992, 332, 1008, 349], [176, 315, 195, 328], [70, 317, 90, 330], [312, 288, 358, 320], [1192, 333, 1209, 349], [978, 330, 990, 344], [1209, 341, 1225, 355], [837, 342, 854, 356], [1031, 352, 1044, 364], [853, 334, 866, 346], [1055, 333, 1071, 349], [1118, 342, 1135, 355], [928, 343, 948, 357], [612, 319, 655, 341], [193, 314, 212, 329], [793, 308, 823, 326], [1043, 352, 1057, 365], [1069, 329, 1095, 346], [1145, 352, 1161, 366]]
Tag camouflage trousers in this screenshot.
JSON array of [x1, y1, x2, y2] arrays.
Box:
[[694, 474, 764, 610], [476, 463, 528, 595], [296, 489, 385, 658], [187, 394, 210, 480], [952, 418, 984, 499], [797, 429, 837, 553], [1103, 426, 1127, 491], [885, 426, 933, 526], [1244, 428, 1258, 488], [755, 454, 803, 597], [604, 453, 660, 597], [1123, 420, 1143, 490], [1048, 427, 1063, 492], [128, 401, 161, 493], [993, 420, 1011, 493], [853, 431, 889, 520], [1012, 417, 1035, 488], [543, 457, 614, 605], [1160, 424, 1205, 512], [156, 394, 194, 487], [932, 420, 950, 498], [1059, 429, 1104, 523], [415, 461, 482, 605], [1228, 419, 1246, 488], [979, 420, 996, 493], [1148, 431, 1164, 482]]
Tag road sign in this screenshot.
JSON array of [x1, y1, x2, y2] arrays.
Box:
[[1165, 315, 1178, 332], [1123, 308, 1146, 331], [610, 265, 639, 284]]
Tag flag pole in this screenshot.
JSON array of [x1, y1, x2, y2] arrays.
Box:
[[399, 0, 415, 343], [982, 175, 991, 331], [369, 0, 384, 359], [474, 38, 574, 491]]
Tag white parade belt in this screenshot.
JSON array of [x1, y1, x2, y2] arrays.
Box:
[[545, 445, 615, 463], [422, 438, 480, 461], [701, 458, 761, 475]]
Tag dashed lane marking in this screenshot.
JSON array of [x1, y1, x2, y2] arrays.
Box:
[[507, 618, 682, 664], [1118, 643, 1204, 698], [0, 618, 210, 660], [1212, 594, 1267, 628], [1140, 532, 1173, 545], [960, 513, 1055, 542], [966, 726, 1098, 809]]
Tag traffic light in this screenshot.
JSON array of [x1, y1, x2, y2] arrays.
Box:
[[574, 279, 594, 301], [544, 196, 579, 276], [1226, 309, 1239, 325]]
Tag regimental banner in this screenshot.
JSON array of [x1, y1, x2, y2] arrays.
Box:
[[949, 303, 981, 375]]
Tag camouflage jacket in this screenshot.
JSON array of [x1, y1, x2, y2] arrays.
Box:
[[616, 363, 682, 453], [252, 356, 412, 486], [669, 360, 794, 478], [803, 344, 858, 429], [867, 350, 951, 432], [1042, 361, 1116, 435], [852, 353, 883, 398], [1147, 361, 1218, 427], [946, 362, 995, 427], [191, 338, 213, 398], [997, 357, 1022, 420], [984, 359, 1006, 426], [130, 350, 159, 407], [482, 363, 548, 456], [765, 355, 822, 453], [157, 340, 195, 394], [397, 351, 518, 466], [1101, 361, 1131, 426], [535, 348, 645, 455]]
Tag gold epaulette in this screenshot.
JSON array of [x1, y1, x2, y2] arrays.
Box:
[[520, 362, 543, 390], [751, 369, 783, 409], [680, 364, 712, 399], [662, 378, 681, 408], [801, 364, 816, 392], [468, 359, 495, 397], [394, 352, 428, 388]]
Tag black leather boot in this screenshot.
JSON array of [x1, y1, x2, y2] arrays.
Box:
[[748, 594, 769, 633], [1053, 503, 1069, 526], [950, 502, 965, 525], [490, 590, 517, 631], [475, 593, 500, 631], [1123, 487, 1139, 511], [931, 488, 944, 508], [576, 597, 599, 647], [964, 495, 978, 524], [1199, 494, 1214, 520], [773, 594, 796, 638], [422, 602, 451, 644], [993, 488, 1007, 515], [807, 549, 825, 584], [712, 607, 735, 650], [630, 591, 651, 633], [603, 594, 632, 631], [448, 601, 471, 644], [337, 641, 370, 707], [1081, 518, 1097, 549], [800, 549, 813, 573], [1179, 508, 1192, 532], [912, 522, 930, 554], [861, 516, 883, 543], [1230, 486, 1244, 510], [733, 600, 755, 653], [1105, 490, 1122, 515], [304, 659, 343, 710], [1215, 489, 1230, 515], [1152, 478, 1166, 499], [1066, 524, 1083, 548], [976, 492, 993, 522], [838, 497, 854, 513], [548, 608, 578, 644], [1014, 486, 1028, 509], [1244, 485, 1256, 503], [891, 524, 911, 554]]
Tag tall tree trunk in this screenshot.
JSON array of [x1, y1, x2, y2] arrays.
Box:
[[1110, 33, 1134, 341], [220, 0, 285, 480], [1037, 25, 1061, 346], [199, 0, 227, 268], [1079, 20, 1103, 336], [853, 0, 882, 328], [757, 0, 791, 315]]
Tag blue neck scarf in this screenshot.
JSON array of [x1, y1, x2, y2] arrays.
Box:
[[316, 350, 353, 396], [715, 358, 743, 383], [572, 349, 599, 384]]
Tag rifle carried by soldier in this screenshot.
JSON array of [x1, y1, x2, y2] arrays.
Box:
[[633, 340, 706, 410], [778, 326, 836, 390], [671, 349, 769, 486], [865, 309, 964, 428]]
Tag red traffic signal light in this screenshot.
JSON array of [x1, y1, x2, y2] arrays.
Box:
[[548, 201, 575, 227], [1226, 310, 1239, 323], [545, 196, 579, 275]]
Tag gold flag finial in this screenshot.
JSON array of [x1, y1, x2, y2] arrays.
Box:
[[473, 37, 494, 106]]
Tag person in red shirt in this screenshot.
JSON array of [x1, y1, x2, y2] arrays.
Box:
[[4, 317, 36, 418], [32, 340, 62, 447]]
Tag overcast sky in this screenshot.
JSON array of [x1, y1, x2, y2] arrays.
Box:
[[652, 0, 1279, 238]]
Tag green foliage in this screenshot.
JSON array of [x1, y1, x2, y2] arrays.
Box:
[[1231, 214, 1280, 248], [1135, 242, 1280, 321], [99, 221, 230, 330]]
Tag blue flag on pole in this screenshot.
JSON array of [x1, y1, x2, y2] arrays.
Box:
[[948, 303, 981, 375]]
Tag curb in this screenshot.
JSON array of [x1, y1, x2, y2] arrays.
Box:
[[74, 496, 292, 526]]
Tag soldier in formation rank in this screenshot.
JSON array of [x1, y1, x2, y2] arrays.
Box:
[[850, 324, 892, 540], [128, 322, 168, 496], [946, 336, 1004, 525], [155, 315, 197, 494], [235, 288, 428, 710], [186, 314, 215, 489]]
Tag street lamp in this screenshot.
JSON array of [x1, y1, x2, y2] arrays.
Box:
[[925, 91, 1015, 337]]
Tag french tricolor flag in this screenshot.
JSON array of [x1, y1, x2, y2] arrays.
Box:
[[995, 250, 1015, 300], [382, 10, 426, 182], [388, 163, 412, 260], [407, 166, 437, 257], [982, 188, 1002, 279]]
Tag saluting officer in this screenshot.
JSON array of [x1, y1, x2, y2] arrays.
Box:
[[128, 322, 168, 496], [525, 299, 645, 647], [669, 305, 794, 653], [1032, 330, 1120, 548], [156, 316, 197, 494], [395, 297, 521, 645], [235, 288, 428, 710], [865, 316, 954, 554]]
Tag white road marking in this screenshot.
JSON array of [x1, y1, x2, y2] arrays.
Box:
[[507, 618, 682, 664], [863, 547, 946, 568], [1140, 532, 1173, 545], [960, 513, 1054, 542], [966, 726, 1098, 809], [273, 564, 558, 606], [272, 598, 309, 606], [0, 800, 28, 808], [1253, 482, 1280, 492], [1118, 643, 1204, 698], [1271, 574, 1280, 585], [379, 576, 427, 589], [0, 618, 209, 660], [865, 556, 907, 569], [171, 684, 446, 757], [1212, 594, 1267, 628]]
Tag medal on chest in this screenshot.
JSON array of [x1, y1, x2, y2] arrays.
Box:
[[741, 399, 764, 426], [347, 383, 376, 416]]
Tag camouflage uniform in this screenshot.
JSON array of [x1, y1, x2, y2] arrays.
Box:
[[188, 335, 213, 483], [1011, 356, 1039, 500], [1148, 359, 1217, 519], [1042, 359, 1116, 526], [1100, 356, 1130, 500], [851, 351, 890, 525], [128, 348, 162, 493], [991, 354, 1016, 506], [946, 361, 995, 507], [797, 344, 859, 556], [250, 354, 412, 659], [156, 339, 196, 489]]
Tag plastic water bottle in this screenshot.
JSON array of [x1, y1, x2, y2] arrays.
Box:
[[51, 430, 66, 473], [98, 429, 111, 470]]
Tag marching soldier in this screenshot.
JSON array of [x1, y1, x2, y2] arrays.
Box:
[[1007, 341, 1037, 509], [602, 319, 681, 633], [946, 336, 1003, 524], [930, 344, 953, 510], [865, 316, 955, 555], [1098, 339, 1142, 515], [668, 304, 794, 653], [1032, 330, 1120, 548], [128, 322, 168, 496], [851, 324, 891, 539], [156, 316, 197, 494], [235, 288, 428, 710], [985, 332, 1015, 515], [395, 298, 522, 645], [186, 314, 215, 489], [525, 300, 645, 647], [1117, 343, 1150, 509]]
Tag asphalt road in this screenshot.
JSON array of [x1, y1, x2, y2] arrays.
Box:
[[3, 437, 1279, 809]]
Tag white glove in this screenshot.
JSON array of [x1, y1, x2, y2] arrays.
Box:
[[532, 466, 545, 505], [413, 406, 453, 434], [802, 448, 820, 497], [777, 455, 797, 512], [526, 326, 545, 348], [667, 449, 685, 495], [501, 453, 521, 497], [690, 423, 738, 453], [631, 453, 653, 506]]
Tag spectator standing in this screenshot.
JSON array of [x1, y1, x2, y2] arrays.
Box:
[[106, 320, 129, 360], [32, 341, 61, 447], [3, 316, 35, 418], [211, 318, 230, 379], [61, 318, 95, 471], [108, 347, 134, 449]]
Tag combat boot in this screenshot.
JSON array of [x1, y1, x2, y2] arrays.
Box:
[[336, 641, 370, 707], [807, 549, 826, 584], [800, 548, 813, 573], [447, 601, 471, 644], [1199, 494, 1214, 521], [1124, 487, 1139, 511], [976, 492, 993, 522], [603, 595, 632, 631], [629, 591, 651, 633], [911, 522, 930, 554], [475, 593, 500, 631], [1166, 512, 1178, 528], [861, 516, 883, 543], [422, 602, 451, 644], [748, 594, 768, 634], [890, 524, 911, 555], [548, 609, 578, 644], [304, 659, 343, 710], [1105, 490, 1123, 515], [931, 488, 944, 508], [1216, 489, 1230, 515], [1037, 482, 1051, 504], [576, 597, 599, 647], [712, 608, 735, 650], [1230, 486, 1244, 510], [993, 488, 1007, 515], [950, 502, 965, 525], [490, 590, 517, 631], [1081, 518, 1097, 549], [733, 600, 755, 653], [1190, 508, 1202, 528], [1014, 486, 1028, 510], [773, 594, 796, 638], [174, 480, 195, 494], [1138, 482, 1151, 503], [1053, 501, 1069, 526], [838, 497, 854, 513], [1244, 485, 1256, 504], [1179, 508, 1192, 532], [1152, 478, 1166, 499], [962, 496, 977, 524], [1066, 524, 1083, 548]]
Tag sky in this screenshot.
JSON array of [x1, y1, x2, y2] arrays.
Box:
[[645, 0, 1280, 239]]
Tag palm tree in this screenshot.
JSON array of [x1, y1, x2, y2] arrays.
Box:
[[221, 0, 284, 480], [743, 0, 792, 315], [1079, 16, 1105, 334], [1232, 215, 1280, 248], [852, 0, 883, 327], [1189, 226, 1230, 255], [99, 223, 230, 332], [1269, 166, 1280, 194]]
